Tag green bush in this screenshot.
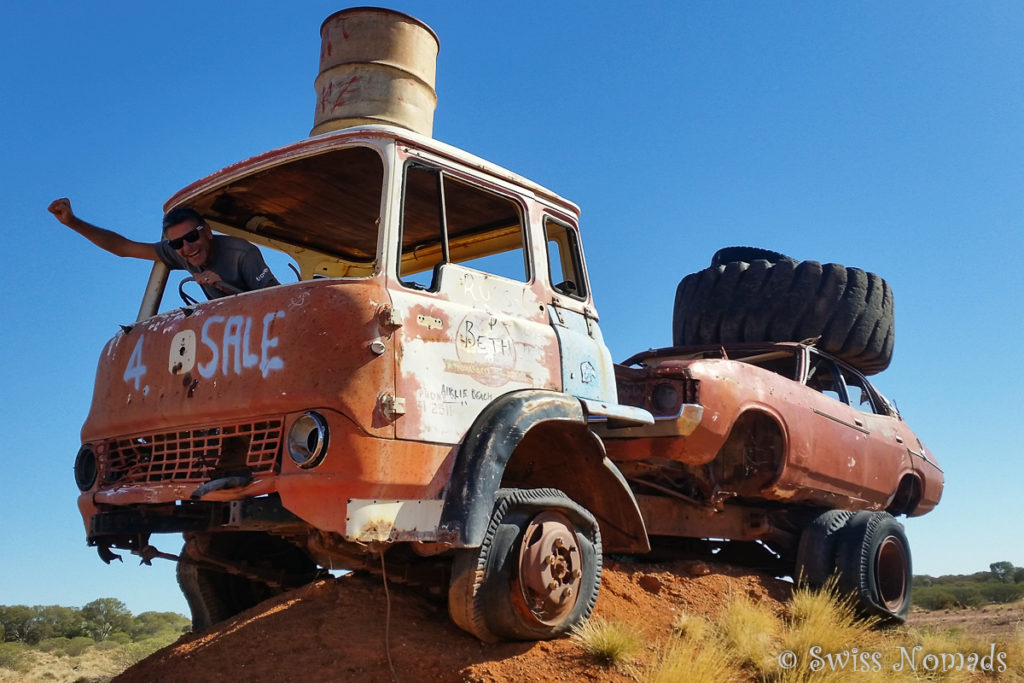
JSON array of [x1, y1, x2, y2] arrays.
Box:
[[0, 641, 29, 672], [912, 586, 957, 610], [36, 637, 71, 655], [106, 631, 132, 645], [36, 636, 94, 657], [980, 581, 1024, 604], [947, 584, 985, 608]]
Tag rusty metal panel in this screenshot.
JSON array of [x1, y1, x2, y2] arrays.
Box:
[[345, 498, 444, 542], [82, 280, 395, 443], [547, 303, 617, 402], [391, 264, 560, 444]]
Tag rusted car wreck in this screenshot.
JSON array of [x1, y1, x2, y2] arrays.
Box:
[[72, 8, 942, 641]]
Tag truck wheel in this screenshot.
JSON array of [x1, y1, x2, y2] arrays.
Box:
[[177, 532, 317, 631], [834, 511, 912, 624], [794, 509, 854, 588], [673, 250, 895, 375], [448, 488, 602, 642]]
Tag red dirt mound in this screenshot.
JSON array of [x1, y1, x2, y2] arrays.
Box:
[[114, 558, 793, 683]]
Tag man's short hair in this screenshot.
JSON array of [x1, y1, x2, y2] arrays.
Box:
[[162, 206, 205, 234]]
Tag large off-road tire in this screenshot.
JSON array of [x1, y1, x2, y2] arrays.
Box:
[[794, 509, 855, 588], [177, 532, 318, 631], [834, 511, 912, 624], [672, 247, 895, 375], [448, 488, 602, 642]]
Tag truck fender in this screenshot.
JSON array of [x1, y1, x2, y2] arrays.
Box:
[[439, 389, 650, 553]]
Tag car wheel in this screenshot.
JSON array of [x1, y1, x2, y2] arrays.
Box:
[[448, 488, 602, 642], [177, 532, 317, 631], [673, 250, 895, 375], [794, 509, 855, 588], [834, 511, 912, 623]]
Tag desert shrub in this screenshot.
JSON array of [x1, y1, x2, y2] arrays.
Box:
[[913, 586, 958, 611], [946, 584, 985, 608], [64, 636, 95, 657], [113, 635, 177, 669], [36, 637, 71, 655], [37, 635, 94, 657], [570, 617, 644, 669], [979, 582, 1024, 604], [128, 611, 191, 640], [0, 641, 30, 671]]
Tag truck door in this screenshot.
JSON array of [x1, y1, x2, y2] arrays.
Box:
[[542, 217, 617, 403], [388, 163, 561, 444]]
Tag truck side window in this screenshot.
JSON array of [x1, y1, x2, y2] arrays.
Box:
[[400, 165, 445, 289], [399, 163, 527, 290], [544, 218, 587, 299]]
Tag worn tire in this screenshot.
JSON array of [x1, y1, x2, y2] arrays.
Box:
[[834, 511, 912, 624], [673, 248, 895, 374], [448, 488, 602, 642], [794, 509, 855, 588], [177, 532, 317, 631], [710, 246, 795, 267]]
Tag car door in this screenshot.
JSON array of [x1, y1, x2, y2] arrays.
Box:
[[834, 362, 914, 499], [800, 349, 877, 502]]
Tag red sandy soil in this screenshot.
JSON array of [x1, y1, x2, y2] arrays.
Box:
[[113, 557, 793, 683]]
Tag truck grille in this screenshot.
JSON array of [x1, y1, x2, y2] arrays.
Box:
[[99, 420, 283, 485]]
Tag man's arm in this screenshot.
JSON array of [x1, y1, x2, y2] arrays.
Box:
[[48, 198, 159, 261]]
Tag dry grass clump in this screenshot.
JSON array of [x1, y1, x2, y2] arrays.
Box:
[[774, 581, 885, 682], [646, 635, 744, 683], [716, 592, 784, 673], [581, 580, 1024, 682], [670, 611, 713, 642], [570, 616, 645, 670], [896, 623, 1024, 682]]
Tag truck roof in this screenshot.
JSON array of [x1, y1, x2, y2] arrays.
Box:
[[165, 124, 582, 230]]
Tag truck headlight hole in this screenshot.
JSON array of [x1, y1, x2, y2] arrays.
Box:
[[288, 412, 329, 468], [75, 444, 98, 491]]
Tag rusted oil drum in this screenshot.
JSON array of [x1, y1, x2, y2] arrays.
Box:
[[311, 8, 440, 137]]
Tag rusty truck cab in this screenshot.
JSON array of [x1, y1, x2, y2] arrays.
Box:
[[77, 125, 649, 568]]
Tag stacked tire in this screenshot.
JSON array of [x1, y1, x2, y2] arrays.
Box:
[[672, 247, 895, 374]]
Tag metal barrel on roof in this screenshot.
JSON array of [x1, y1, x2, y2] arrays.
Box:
[[311, 7, 440, 137]]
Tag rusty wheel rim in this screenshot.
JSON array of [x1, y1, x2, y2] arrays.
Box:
[[876, 536, 908, 611], [516, 510, 583, 626]]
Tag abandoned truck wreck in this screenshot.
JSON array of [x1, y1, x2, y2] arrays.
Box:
[[72, 8, 942, 641]]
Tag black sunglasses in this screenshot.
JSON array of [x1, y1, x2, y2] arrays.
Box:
[[167, 226, 204, 250]]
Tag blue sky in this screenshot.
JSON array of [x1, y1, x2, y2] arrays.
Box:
[[2, 2, 1021, 616]]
